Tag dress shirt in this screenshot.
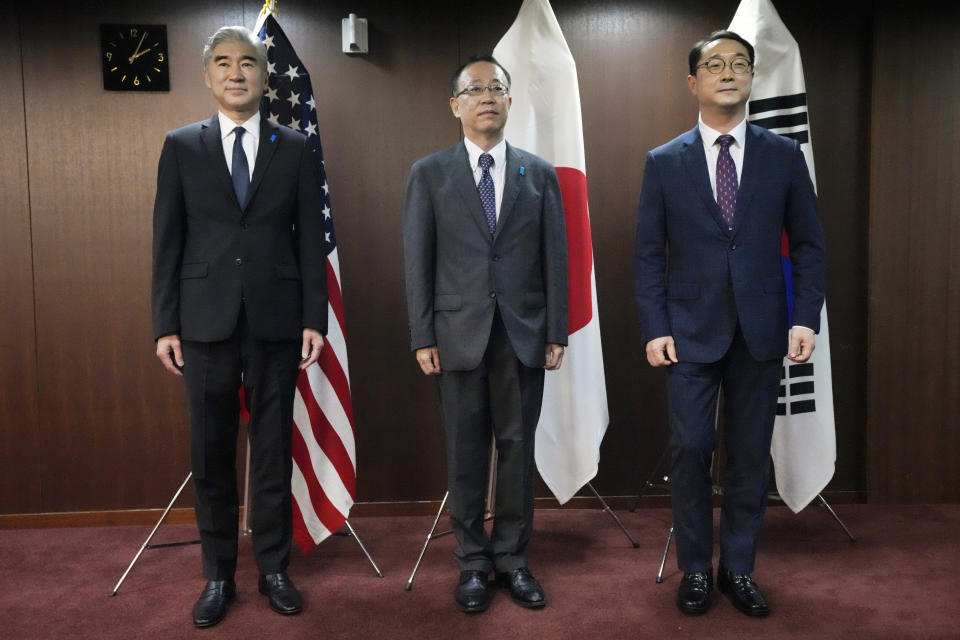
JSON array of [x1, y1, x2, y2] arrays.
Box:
[[464, 137, 506, 218], [698, 115, 746, 202], [218, 111, 260, 181]]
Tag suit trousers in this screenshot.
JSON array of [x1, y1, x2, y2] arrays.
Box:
[[665, 326, 781, 575], [181, 309, 301, 580], [436, 310, 545, 573]]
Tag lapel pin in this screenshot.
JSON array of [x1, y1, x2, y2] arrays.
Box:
[[519, 166, 525, 176], [270, 134, 277, 142]]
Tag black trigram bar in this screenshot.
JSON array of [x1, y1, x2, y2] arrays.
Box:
[[749, 93, 806, 114], [777, 130, 810, 144], [778, 384, 787, 397], [776, 403, 787, 415], [788, 362, 815, 378], [790, 399, 817, 414], [750, 111, 808, 130], [790, 381, 815, 395]]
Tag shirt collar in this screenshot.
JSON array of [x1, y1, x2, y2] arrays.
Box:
[[698, 114, 747, 149], [463, 136, 507, 170], [218, 111, 261, 141]]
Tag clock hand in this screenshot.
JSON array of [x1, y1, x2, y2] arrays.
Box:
[[128, 31, 148, 63], [131, 48, 152, 61]]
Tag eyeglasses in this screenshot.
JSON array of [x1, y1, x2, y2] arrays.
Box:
[[455, 84, 509, 98], [696, 58, 753, 75]]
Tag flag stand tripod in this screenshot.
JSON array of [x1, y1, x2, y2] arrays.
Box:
[[404, 449, 639, 591], [111, 440, 381, 596]]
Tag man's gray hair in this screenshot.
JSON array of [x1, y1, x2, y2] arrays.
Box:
[[202, 26, 268, 72]]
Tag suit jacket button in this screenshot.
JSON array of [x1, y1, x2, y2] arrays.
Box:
[[730, 243, 737, 251], [492, 255, 500, 261], [235, 258, 243, 266], [489, 291, 496, 299]]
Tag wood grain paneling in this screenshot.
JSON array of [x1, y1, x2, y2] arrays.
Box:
[[867, 4, 960, 502], [0, 5, 42, 514]]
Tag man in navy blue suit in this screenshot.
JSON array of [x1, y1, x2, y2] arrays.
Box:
[[634, 30, 825, 617]]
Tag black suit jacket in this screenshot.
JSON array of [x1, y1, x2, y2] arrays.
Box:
[[403, 141, 568, 371], [152, 114, 327, 342]]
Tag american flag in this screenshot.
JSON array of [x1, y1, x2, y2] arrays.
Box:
[[253, 11, 357, 551]]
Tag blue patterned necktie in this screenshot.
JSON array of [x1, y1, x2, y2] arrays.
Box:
[[232, 126, 250, 207], [715, 134, 738, 230], [477, 153, 496, 234]]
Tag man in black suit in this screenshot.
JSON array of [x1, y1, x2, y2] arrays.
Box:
[[634, 31, 825, 617], [403, 55, 568, 613], [152, 26, 327, 628]]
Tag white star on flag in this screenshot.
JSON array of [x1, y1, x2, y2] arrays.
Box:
[[267, 112, 280, 125], [267, 61, 276, 74], [322, 181, 329, 195], [265, 86, 279, 102], [307, 96, 316, 112], [304, 122, 317, 137], [290, 117, 300, 130], [286, 91, 300, 107], [322, 205, 331, 219], [284, 64, 299, 81], [262, 34, 274, 49]]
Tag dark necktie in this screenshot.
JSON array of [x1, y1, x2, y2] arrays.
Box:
[[232, 126, 250, 207], [715, 134, 738, 230], [477, 153, 497, 234]]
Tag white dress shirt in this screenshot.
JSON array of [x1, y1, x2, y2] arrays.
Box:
[[698, 115, 747, 202], [218, 111, 260, 181], [464, 137, 506, 218]]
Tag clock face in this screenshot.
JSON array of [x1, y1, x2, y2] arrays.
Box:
[[100, 24, 169, 92]]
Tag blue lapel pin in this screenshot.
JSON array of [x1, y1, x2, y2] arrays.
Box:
[[519, 166, 525, 176], [270, 133, 277, 142]]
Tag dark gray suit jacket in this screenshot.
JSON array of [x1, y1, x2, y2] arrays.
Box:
[[152, 114, 328, 343], [403, 141, 568, 371]]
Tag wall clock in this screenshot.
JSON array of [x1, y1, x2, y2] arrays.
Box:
[[100, 24, 169, 91]]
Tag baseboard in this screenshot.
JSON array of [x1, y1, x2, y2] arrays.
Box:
[[0, 490, 866, 529]]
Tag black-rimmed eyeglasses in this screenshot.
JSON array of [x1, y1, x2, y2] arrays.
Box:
[[696, 58, 753, 75]]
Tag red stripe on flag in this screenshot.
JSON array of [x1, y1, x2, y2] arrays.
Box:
[[317, 336, 356, 429], [555, 167, 593, 334], [291, 495, 314, 553], [292, 423, 349, 541], [327, 260, 347, 336], [780, 230, 790, 258], [296, 375, 357, 497]]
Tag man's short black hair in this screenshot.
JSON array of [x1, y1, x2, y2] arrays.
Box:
[[688, 30, 755, 76], [450, 55, 512, 96]]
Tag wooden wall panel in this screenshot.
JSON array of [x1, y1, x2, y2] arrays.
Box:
[[0, 5, 42, 514], [867, 4, 960, 502]]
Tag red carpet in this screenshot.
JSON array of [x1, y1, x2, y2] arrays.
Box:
[[1, 504, 957, 639]]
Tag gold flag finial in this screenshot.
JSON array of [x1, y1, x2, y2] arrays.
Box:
[[254, 0, 277, 35]]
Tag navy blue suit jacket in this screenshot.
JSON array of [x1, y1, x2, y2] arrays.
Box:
[[634, 123, 825, 363]]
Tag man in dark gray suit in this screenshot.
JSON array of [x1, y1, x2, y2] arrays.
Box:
[[152, 26, 326, 628], [403, 55, 568, 613]]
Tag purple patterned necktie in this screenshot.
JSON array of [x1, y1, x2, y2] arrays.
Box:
[[477, 153, 497, 234], [715, 134, 738, 230]]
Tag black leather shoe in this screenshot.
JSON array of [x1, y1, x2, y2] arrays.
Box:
[[676, 571, 713, 614], [496, 567, 546, 608], [717, 567, 770, 617], [192, 579, 235, 628], [454, 570, 490, 613], [258, 572, 303, 615]]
